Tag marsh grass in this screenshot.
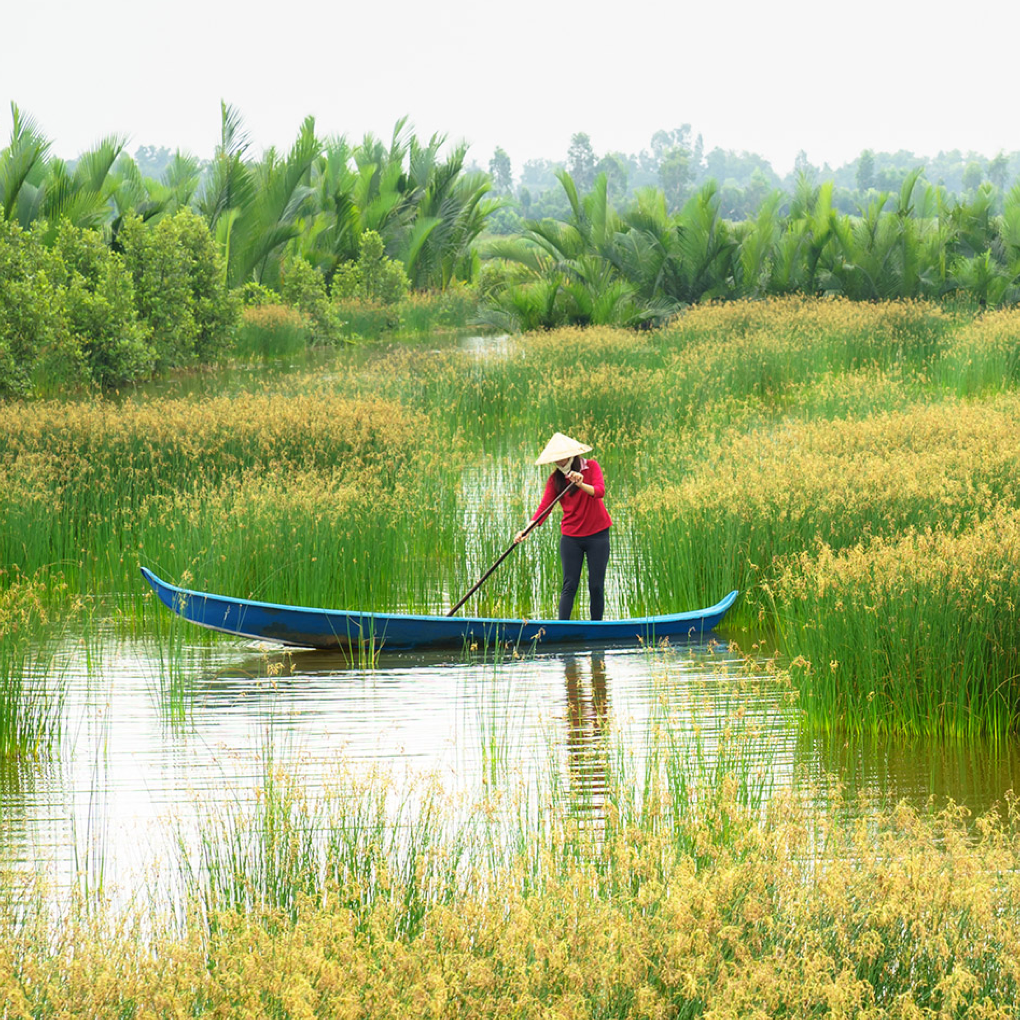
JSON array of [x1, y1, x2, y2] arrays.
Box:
[[0, 642, 62, 762], [8, 297, 1020, 733], [6, 673, 1020, 1016], [473, 665, 529, 788], [0, 579, 65, 761], [768, 508, 1020, 738], [332, 299, 396, 340], [234, 304, 311, 359], [151, 608, 202, 731], [398, 288, 477, 334]]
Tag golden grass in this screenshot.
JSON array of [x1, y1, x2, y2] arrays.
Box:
[[663, 293, 953, 341], [648, 396, 1020, 530], [3, 786, 1020, 1017], [767, 506, 1020, 736], [6, 297, 1020, 728], [0, 390, 421, 474], [241, 303, 309, 330]]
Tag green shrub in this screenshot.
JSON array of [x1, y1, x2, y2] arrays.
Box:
[[0, 221, 67, 397], [329, 230, 409, 307], [280, 256, 344, 343], [49, 221, 153, 388], [120, 209, 237, 368], [239, 281, 279, 307], [329, 260, 362, 301], [358, 230, 409, 305]]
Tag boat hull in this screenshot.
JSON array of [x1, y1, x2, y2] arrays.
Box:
[[140, 567, 738, 651]]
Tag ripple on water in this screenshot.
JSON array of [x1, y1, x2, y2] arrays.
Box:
[[2, 634, 1017, 904]]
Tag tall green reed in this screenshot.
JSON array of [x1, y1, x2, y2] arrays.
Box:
[[174, 656, 794, 935], [0, 580, 65, 761], [233, 304, 311, 359], [765, 511, 1020, 739], [0, 641, 62, 761]]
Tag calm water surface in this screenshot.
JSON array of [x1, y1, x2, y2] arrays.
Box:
[[4, 631, 1020, 904], [6, 337, 1020, 900]]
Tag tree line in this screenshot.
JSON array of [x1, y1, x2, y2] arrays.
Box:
[[486, 129, 1020, 227], [3, 101, 1020, 395], [479, 168, 1020, 331], [0, 102, 496, 395]]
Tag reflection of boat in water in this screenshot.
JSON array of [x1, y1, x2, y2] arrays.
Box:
[[142, 567, 739, 651]]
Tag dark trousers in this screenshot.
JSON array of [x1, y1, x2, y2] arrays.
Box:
[[558, 528, 611, 620]]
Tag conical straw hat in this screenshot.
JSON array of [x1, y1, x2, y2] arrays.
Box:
[[535, 432, 592, 465]]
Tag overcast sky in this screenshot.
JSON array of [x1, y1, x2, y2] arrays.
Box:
[[6, 0, 1019, 177]]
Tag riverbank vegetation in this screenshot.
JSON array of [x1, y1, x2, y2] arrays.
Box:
[[3, 715, 1020, 1017], [479, 169, 1020, 331], [5, 297, 1020, 736], [7, 104, 1020, 396]]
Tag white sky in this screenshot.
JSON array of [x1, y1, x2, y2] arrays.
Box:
[[6, 0, 1019, 177]]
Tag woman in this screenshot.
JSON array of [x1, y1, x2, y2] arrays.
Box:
[[514, 432, 612, 620]]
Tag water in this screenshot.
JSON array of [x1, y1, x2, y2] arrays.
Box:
[[4, 630, 1019, 907], [7, 337, 1020, 904]]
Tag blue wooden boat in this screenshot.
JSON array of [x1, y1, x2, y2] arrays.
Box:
[[140, 567, 738, 651]]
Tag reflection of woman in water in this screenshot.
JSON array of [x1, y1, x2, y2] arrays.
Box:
[[564, 651, 609, 813], [514, 432, 612, 621]]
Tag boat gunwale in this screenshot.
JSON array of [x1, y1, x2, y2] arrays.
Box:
[[140, 567, 739, 627]]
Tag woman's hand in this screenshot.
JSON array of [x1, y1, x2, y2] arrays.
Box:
[[566, 470, 583, 485], [513, 530, 527, 544]]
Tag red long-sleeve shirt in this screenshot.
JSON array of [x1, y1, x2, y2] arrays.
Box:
[[530, 459, 612, 537]]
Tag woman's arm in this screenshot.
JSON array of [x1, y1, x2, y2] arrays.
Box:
[[568, 460, 604, 499]]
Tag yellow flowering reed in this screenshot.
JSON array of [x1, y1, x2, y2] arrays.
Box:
[[768, 507, 1020, 736], [938, 308, 1020, 393], [0, 387, 434, 611], [3, 774, 1020, 1017], [235, 303, 312, 358]]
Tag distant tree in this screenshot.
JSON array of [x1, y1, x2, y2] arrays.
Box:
[[526, 183, 572, 220], [658, 146, 692, 211], [691, 132, 704, 180], [989, 151, 1009, 191], [963, 161, 984, 191], [595, 152, 628, 200], [488, 146, 513, 194], [875, 166, 907, 191], [744, 167, 773, 214], [133, 145, 175, 180], [793, 150, 817, 182], [520, 158, 560, 191], [650, 125, 691, 162], [703, 147, 779, 190], [856, 149, 876, 192], [567, 132, 597, 192]]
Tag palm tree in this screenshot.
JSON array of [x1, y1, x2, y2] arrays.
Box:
[[396, 139, 497, 289], [298, 135, 362, 280], [40, 134, 127, 233], [995, 184, 1020, 304], [733, 190, 782, 298], [672, 182, 738, 302], [0, 105, 126, 234], [198, 104, 319, 287], [481, 172, 673, 329], [0, 103, 51, 224], [613, 187, 686, 317]]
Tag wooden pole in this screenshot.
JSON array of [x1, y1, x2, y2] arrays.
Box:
[[446, 483, 574, 617]]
